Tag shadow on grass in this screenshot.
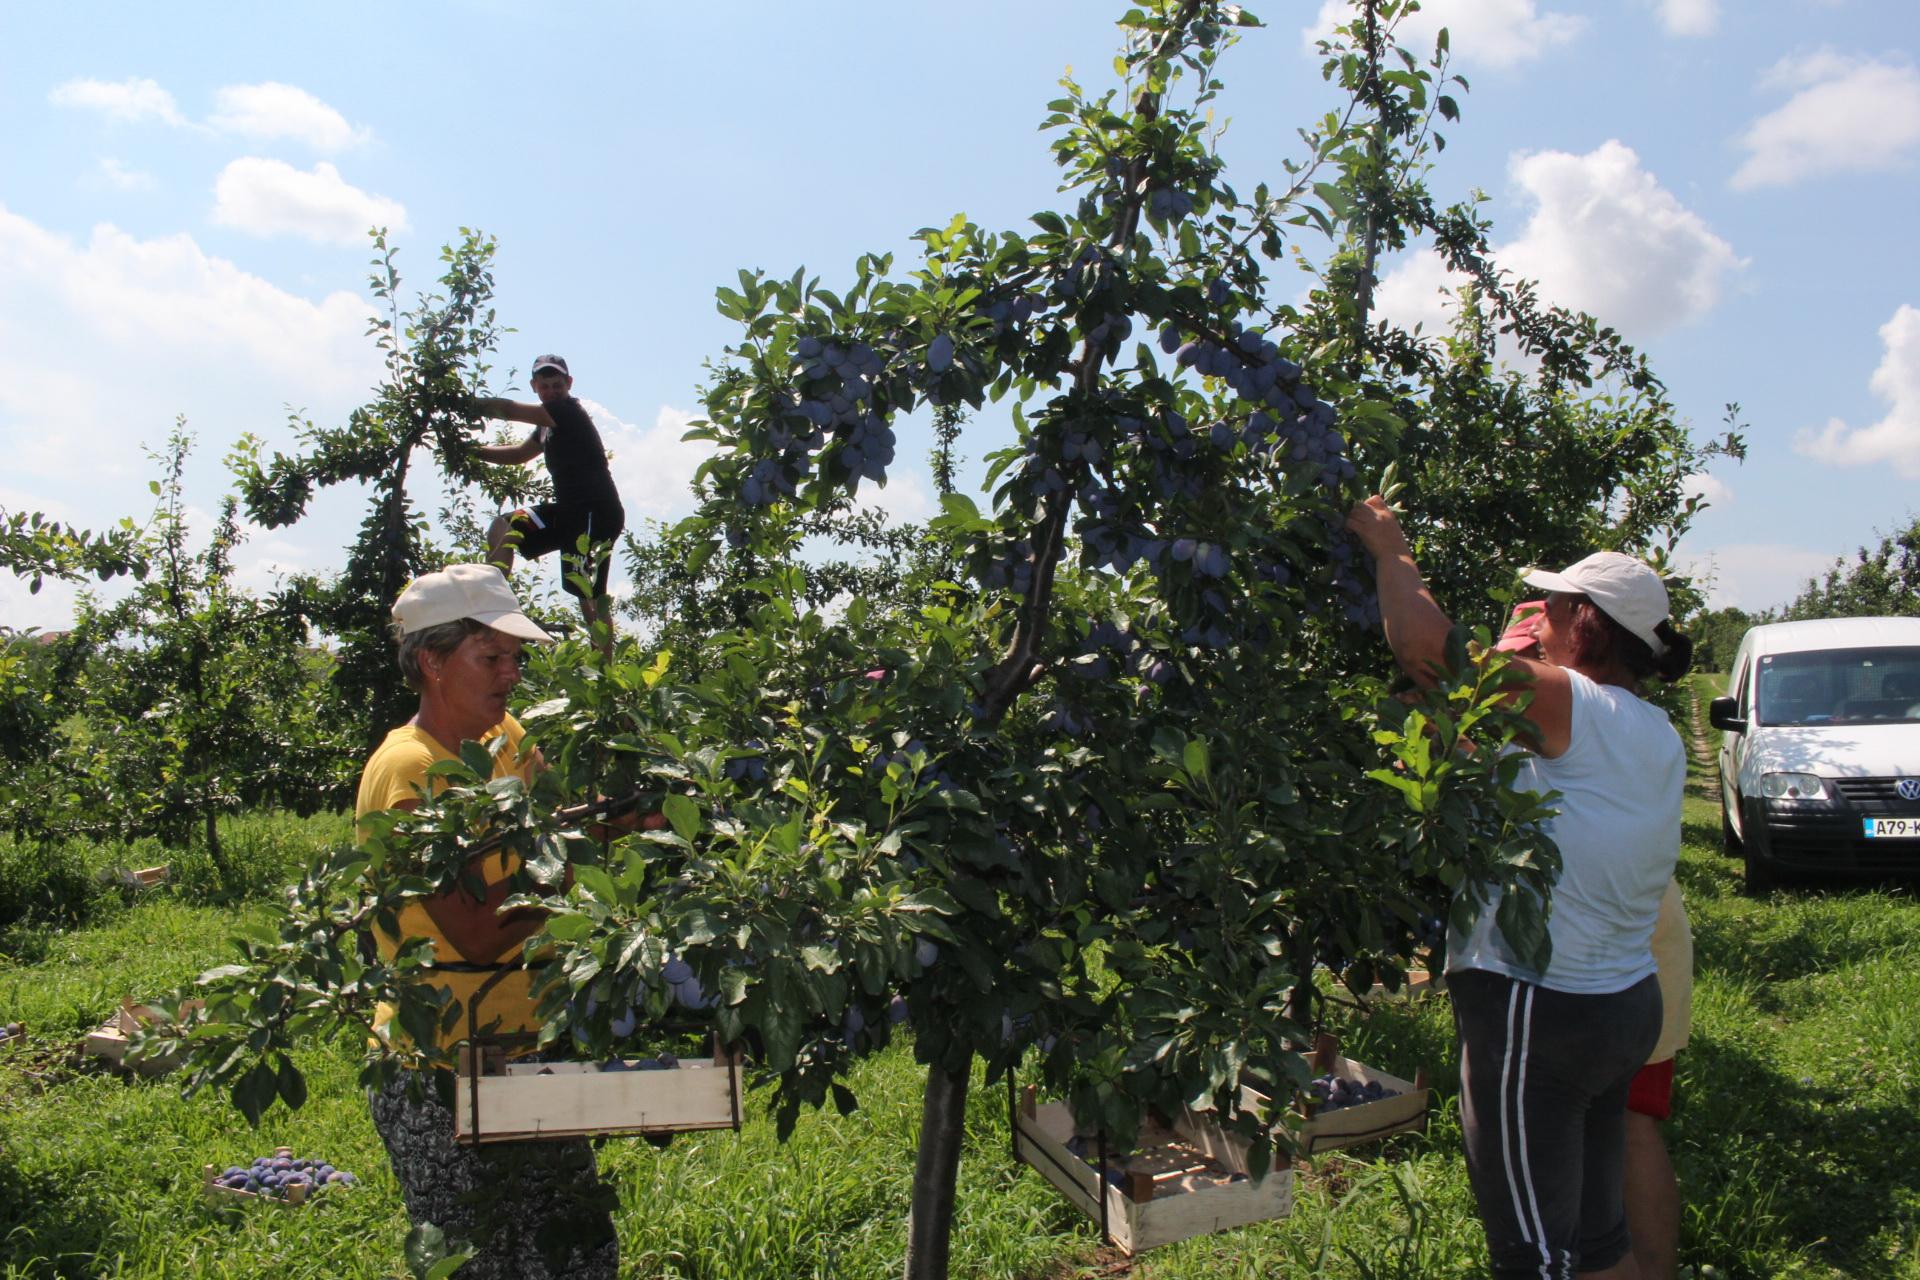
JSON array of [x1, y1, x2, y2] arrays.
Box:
[[0, 1155, 113, 1279], [1675, 1028, 1920, 1277], [1693, 891, 1920, 987]]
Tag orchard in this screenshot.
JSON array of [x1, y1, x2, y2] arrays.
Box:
[[0, 2, 1779, 1278]]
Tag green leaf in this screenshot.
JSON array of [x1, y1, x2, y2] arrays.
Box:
[[458, 740, 494, 778], [661, 794, 700, 843], [1181, 738, 1211, 781], [275, 1053, 308, 1110], [232, 1058, 278, 1126], [801, 944, 843, 974], [573, 864, 619, 903]]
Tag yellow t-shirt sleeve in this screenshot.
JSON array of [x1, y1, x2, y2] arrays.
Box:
[[357, 738, 440, 818]]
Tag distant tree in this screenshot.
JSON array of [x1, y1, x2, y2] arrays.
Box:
[[1688, 605, 1759, 673], [230, 230, 528, 754], [1782, 517, 1920, 622], [6, 428, 342, 883]]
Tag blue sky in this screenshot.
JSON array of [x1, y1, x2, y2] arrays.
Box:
[[2, 0, 1916, 629]]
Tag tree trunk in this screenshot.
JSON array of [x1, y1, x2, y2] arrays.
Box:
[[204, 807, 232, 890], [901, 1059, 971, 1280]]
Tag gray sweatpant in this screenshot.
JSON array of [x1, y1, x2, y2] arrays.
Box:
[[1449, 968, 1662, 1279]]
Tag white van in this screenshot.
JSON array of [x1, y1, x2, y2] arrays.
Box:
[[1711, 616, 1920, 891]]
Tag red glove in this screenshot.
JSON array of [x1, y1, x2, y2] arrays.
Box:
[[1495, 600, 1546, 655]]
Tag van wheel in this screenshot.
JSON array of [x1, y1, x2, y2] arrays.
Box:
[[1720, 797, 1742, 858]]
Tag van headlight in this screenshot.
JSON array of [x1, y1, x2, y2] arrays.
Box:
[[1760, 772, 1828, 801]]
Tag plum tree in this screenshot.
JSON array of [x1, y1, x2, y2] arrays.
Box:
[[144, 8, 1719, 1280]]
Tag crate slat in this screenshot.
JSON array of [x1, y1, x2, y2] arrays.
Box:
[[202, 1159, 307, 1205], [1263, 1035, 1431, 1154], [452, 1046, 743, 1144], [1012, 1094, 1294, 1254]]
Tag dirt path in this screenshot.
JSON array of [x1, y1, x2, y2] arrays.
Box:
[[1688, 680, 1721, 804]]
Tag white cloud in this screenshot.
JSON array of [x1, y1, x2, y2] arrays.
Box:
[[92, 157, 155, 191], [1500, 141, 1744, 333], [1371, 141, 1743, 338], [851, 468, 936, 526], [1732, 52, 1920, 190], [1681, 543, 1842, 611], [1304, 0, 1584, 69], [211, 158, 407, 246], [0, 203, 373, 388], [1794, 304, 1920, 475], [0, 201, 378, 482], [1369, 247, 1458, 338], [1654, 0, 1718, 36], [590, 402, 718, 524], [48, 76, 184, 126], [209, 82, 366, 152], [1683, 472, 1734, 508]]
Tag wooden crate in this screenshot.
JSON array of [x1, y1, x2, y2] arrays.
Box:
[[1011, 1086, 1295, 1253], [1270, 1033, 1430, 1155], [83, 999, 196, 1077], [1364, 967, 1446, 1003], [203, 1147, 337, 1207], [1325, 961, 1447, 1008], [132, 864, 170, 889], [452, 1041, 744, 1145]]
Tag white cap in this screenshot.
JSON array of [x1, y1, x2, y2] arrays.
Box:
[[1521, 552, 1671, 656], [392, 563, 552, 643]]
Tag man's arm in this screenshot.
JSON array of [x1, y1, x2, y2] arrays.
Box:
[[474, 428, 545, 466], [473, 396, 556, 430]]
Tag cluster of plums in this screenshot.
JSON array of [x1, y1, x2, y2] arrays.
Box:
[[1159, 321, 1358, 495], [0, 1021, 22, 1042], [1308, 1074, 1400, 1110], [213, 1149, 355, 1198], [744, 336, 900, 504]]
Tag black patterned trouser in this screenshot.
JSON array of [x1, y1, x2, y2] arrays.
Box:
[[367, 1069, 618, 1280]]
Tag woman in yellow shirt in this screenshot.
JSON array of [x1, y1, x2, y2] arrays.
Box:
[[358, 563, 616, 1280]]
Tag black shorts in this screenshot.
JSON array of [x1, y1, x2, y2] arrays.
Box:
[[502, 502, 623, 600], [1449, 968, 1662, 1279]]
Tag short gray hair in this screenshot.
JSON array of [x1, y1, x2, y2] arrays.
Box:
[[393, 617, 491, 692]]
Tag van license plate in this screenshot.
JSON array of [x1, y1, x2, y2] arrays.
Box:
[[1864, 818, 1920, 838]]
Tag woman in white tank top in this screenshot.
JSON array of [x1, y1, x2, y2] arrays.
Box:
[[1346, 496, 1694, 1280]]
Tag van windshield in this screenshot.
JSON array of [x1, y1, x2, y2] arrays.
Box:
[[1756, 647, 1920, 726]]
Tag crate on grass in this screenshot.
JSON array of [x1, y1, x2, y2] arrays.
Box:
[[204, 1146, 355, 1206], [452, 1039, 744, 1145], [83, 998, 197, 1077], [1270, 1032, 1430, 1155], [1011, 1083, 1295, 1254], [1364, 967, 1445, 1002]]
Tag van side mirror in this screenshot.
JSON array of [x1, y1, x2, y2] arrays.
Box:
[[1709, 695, 1746, 733]]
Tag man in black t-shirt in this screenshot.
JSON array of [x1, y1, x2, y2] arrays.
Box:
[[474, 354, 626, 653]]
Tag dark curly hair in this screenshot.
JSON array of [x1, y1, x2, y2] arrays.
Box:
[[1555, 594, 1693, 684]]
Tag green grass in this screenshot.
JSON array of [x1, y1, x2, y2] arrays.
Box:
[[1, 696, 1915, 1278]]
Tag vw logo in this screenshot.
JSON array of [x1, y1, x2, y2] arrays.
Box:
[[1898, 779, 1920, 802]]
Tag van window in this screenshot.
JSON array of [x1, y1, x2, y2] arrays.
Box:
[[1755, 647, 1920, 725]]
